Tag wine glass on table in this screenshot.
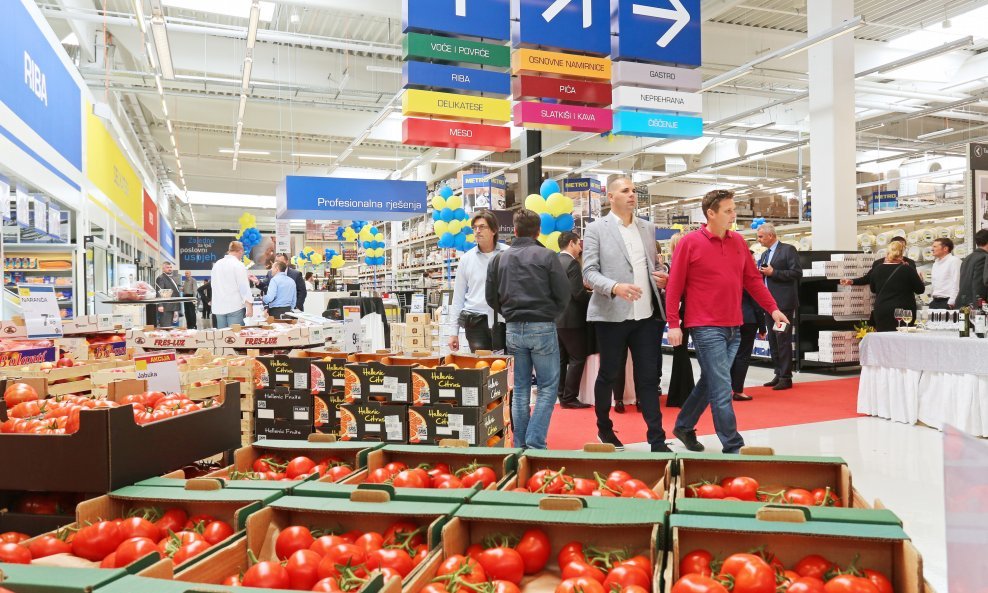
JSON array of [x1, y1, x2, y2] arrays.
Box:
[[901, 309, 913, 329], [894, 308, 905, 330]]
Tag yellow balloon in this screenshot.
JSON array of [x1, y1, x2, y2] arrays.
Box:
[[448, 220, 462, 235], [538, 233, 550, 247], [547, 193, 573, 217], [547, 231, 562, 252], [310, 253, 324, 266], [359, 227, 373, 242], [465, 233, 475, 244], [432, 196, 446, 211], [525, 194, 547, 214], [377, 248, 386, 258], [343, 228, 357, 241], [331, 255, 345, 268], [434, 220, 448, 236], [446, 195, 463, 210]]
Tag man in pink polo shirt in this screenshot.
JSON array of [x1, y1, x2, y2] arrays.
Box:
[[665, 189, 789, 454]]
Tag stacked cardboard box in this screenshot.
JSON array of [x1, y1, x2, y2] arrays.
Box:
[[805, 330, 862, 363], [340, 360, 414, 443], [253, 355, 313, 441], [402, 312, 435, 352]]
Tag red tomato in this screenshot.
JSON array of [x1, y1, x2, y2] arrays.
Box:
[[725, 477, 760, 501], [412, 544, 430, 566], [787, 577, 826, 593], [201, 521, 234, 545], [437, 555, 486, 585], [862, 570, 894, 593], [0, 532, 30, 544], [100, 553, 118, 569], [275, 526, 315, 560], [812, 487, 842, 507], [459, 465, 497, 489], [671, 574, 729, 593], [605, 470, 632, 491], [312, 577, 344, 593], [603, 565, 651, 592], [420, 584, 450, 593], [393, 469, 430, 488], [0, 542, 31, 564], [718, 554, 775, 593], [184, 514, 215, 530], [115, 537, 159, 567], [221, 576, 242, 587], [285, 549, 323, 591], [556, 577, 606, 593], [561, 560, 607, 584], [311, 535, 349, 556], [117, 517, 161, 542], [823, 575, 880, 593], [623, 587, 650, 593], [355, 532, 385, 553], [316, 543, 367, 580], [367, 548, 415, 578], [384, 462, 408, 475], [72, 521, 124, 562], [695, 484, 727, 499], [366, 468, 395, 484], [433, 474, 464, 489], [242, 560, 290, 589], [383, 522, 424, 548], [620, 556, 652, 575], [286, 456, 318, 479], [154, 508, 188, 536], [784, 488, 816, 506], [426, 463, 452, 477], [28, 535, 72, 559], [476, 547, 525, 585], [794, 555, 834, 580], [620, 479, 650, 497], [633, 488, 661, 499], [570, 478, 596, 496], [557, 541, 584, 568], [4, 383, 39, 408], [325, 465, 354, 481], [252, 455, 284, 474], [515, 528, 550, 574]]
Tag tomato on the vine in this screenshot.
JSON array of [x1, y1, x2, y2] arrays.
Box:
[[515, 528, 550, 574], [670, 574, 729, 593], [794, 555, 834, 580], [242, 560, 290, 589], [822, 575, 881, 593], [0, 542, 31, 564], [787, 577, 826, 593], [285, 549, 323, 591], [367, 548, 415, 577], [476, 547, 525, 585], [556, 576, 606, 593], [603, 565, 651, 592], [275, 525, 315, 560]]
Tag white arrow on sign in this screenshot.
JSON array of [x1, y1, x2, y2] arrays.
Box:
[[542, 0, 593, 28], [456, 0, 466, 17], [633, 0, 691, 48]]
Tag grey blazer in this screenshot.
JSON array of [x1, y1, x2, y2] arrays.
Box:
[[582, 215, 666, 323]]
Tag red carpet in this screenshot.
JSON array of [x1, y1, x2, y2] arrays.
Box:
[[545, 378, 862, 450]]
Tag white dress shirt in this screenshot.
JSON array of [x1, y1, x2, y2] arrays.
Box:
[[448, 243, 508, 331], [931, 253, 962, 306], [210, 254, 253, 315], [611, 212, 653, 320]]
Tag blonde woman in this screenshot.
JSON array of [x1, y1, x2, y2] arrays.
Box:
[[869, 240, 925, 332], [665, 232, 695, 407]]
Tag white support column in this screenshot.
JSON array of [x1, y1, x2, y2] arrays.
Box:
[[808, 0, 858, 250]]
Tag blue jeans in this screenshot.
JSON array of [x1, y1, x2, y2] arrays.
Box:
[[214, 308, 246, 329], [675, 326, 745, 453], [507, 321, 560, 449]]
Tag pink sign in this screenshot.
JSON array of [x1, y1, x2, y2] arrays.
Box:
[[513, 101, 612, 133]]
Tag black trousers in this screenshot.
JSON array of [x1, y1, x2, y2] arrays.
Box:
[[183, 302, 198, 329], [767, 309, 795, 379], [666, 342, 694, 408], [267, 306, 292, 319], [929, 297, 950, 310], [594, 318, 665, 446], [730, 323, 759, 393], [557, 327, 588, 404]]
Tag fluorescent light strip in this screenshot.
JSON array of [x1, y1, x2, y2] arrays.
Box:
[[241, 58, 253, 92], [292, 153, 338, 159], [916, 127, 955, 140], [133, 0, 147, 33], [367, 65, 402, 74], [219, 148, 270, 155], [246, 1, 260, 49], [150, 16, 174, 79], [358, 156, 405, 162]]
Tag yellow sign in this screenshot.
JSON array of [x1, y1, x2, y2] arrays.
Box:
[[512, 49, 612, 80], [86, 108, 143, 229], [402, 89, 511, 123]]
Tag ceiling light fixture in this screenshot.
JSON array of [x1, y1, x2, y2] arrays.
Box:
[[916, 127, 956, 140], [219, 148, 269, 155], [358, 155, 405, 162], [246, 1, 260, 49], [133, 0, 147, 33], [778, 16, 864, 59], [150, 15, 174, 79], [292, 152, 338, 159], [366, 65, 402, 74]]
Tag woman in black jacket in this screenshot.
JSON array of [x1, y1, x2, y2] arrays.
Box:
[[870, 241, 925, 332], [665, 233, 694, 407]]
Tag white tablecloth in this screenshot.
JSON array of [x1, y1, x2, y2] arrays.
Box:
[[857, 331, 988, 436]]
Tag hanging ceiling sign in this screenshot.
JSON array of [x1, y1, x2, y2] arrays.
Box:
[[403, 118, 511, 151], [513, 74, 612, 106], [403, 33, 511, 67], [611, 110, 703, 138], [612, 0, 701, 66], [403, 0, 510, 40], [276, 176, 427, 221], [612, 86, 703, 114], [402, 61, 511, 96], [402, 89, 512, 123], [611, 61, 702, 91], [512, 49, 611, 80], [515, 0, 611, 55], [513, 102, 613, 133]]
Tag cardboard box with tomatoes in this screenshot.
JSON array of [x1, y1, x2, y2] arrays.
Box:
[[118, 491, 459, 593], [297, 443, 521, 504], [0, 491, 84, 537], [0, 378, 241, 492], [3, 358, 129, 398], [391, 497, 669, 593], [674, 448, 873, 509], [0, 563, 130, 593]]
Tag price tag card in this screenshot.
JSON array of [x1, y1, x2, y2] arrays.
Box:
[[342, 306, 362, 353], [411, 293, 426, 313], [135, 351, 181, 393], [18, 284, 63, 338]]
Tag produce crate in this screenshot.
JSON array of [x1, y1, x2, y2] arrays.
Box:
[[477, 444, 674, 504], [311, 443, 521, 503], [410, 360, 509, 407], [2, 359, 129, 397], [408, 400, 505, 446], [663, 509, 924, 593], [90, 354, 233, 399], [0, 491, 86, 536], [126, 327, 218, 350], [0, 564, 129, 593], [675, 449, 872, 508], [673, 498, 904, 526], [398, 498, 668, 593], [87, 569, 390, 593], [0, 380, 242, 492]]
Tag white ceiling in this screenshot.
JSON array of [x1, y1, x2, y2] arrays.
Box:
[[36, 0, 988, 229]]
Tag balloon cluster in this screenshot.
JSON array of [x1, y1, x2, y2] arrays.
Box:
[[323, 248, 344, 269], [360, 224, 387, 267], [298, 247, 325, 267], [432, 186, 475, 251], [237, 213, 261, 265], [751, 217, 767, 230], [524, 179, 575, 252], [336, 220, 369, 243]]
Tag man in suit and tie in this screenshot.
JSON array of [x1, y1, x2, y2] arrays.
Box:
[[583, 176, 671, 452], [755, 223, 802, 391], [556, 232, 592, 409]]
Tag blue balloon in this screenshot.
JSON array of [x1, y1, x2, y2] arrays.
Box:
[[464, 241, 476, 251], [540, 179, 561, 200], [441, 232, 454, 246], [362, 241, 371, 249], [456, 209, 469, 221], [439, 186, 454, 199], [336, 227, 345, 239], [540, 213, 556, 235], [369, 226, 379, 236], [440, 208, 454, 222], [555, 213, 575, 232], [453, 233, 467, 250], [433, 210, 442, 221]]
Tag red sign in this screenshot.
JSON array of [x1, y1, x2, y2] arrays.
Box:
[[142, 190, 158, 240], [513, 74, 612, 106], [403, 118, 511, 152]]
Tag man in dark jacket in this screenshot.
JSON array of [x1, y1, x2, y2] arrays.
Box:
[[755, 223, 802, 391], [956, 229, 988, 307], [486, 209, 570, 449], [555, 232, 592, 409]]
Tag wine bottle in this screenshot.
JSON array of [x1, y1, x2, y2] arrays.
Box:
[[959, 307, 970, 338]]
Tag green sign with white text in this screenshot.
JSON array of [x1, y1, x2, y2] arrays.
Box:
[[402, 32, 510, 68]]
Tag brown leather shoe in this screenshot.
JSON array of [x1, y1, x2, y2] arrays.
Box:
[[732, 392, 753, 401]]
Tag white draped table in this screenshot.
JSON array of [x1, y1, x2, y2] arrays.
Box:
[[857, 331, 988, 436]]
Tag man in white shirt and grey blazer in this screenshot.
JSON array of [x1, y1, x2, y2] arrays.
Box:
[[583, 177, 670, 452]]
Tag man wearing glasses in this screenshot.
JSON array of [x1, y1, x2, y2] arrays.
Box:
[[448, 210, 507, 352]]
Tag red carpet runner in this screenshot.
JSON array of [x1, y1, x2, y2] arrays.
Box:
[[545, 378, 862, 450]]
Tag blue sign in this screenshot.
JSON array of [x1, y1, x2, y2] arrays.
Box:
[[612, 0, 701, 66], [403, 0, 510, 40], [612, 110, 702, 138], [159, 215, 175, 261], [463, 173, 507, 189], [178, 235, 228, 270], [516, 0, 611, 55], [0, 1, 82, 170], [403, 61, 511, 95], [277, 176, 428, 221]]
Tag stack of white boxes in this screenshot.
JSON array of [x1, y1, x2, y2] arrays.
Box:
[[814, 254, 875, 318], [804, 330, 862, 363], [402, 312, 434, 352]]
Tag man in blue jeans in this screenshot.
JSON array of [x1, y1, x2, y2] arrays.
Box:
[[664, 190, 789, 453], [486, 209, 570, 449]]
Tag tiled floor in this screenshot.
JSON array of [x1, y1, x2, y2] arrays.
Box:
[[635, 354, 948, 592]]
